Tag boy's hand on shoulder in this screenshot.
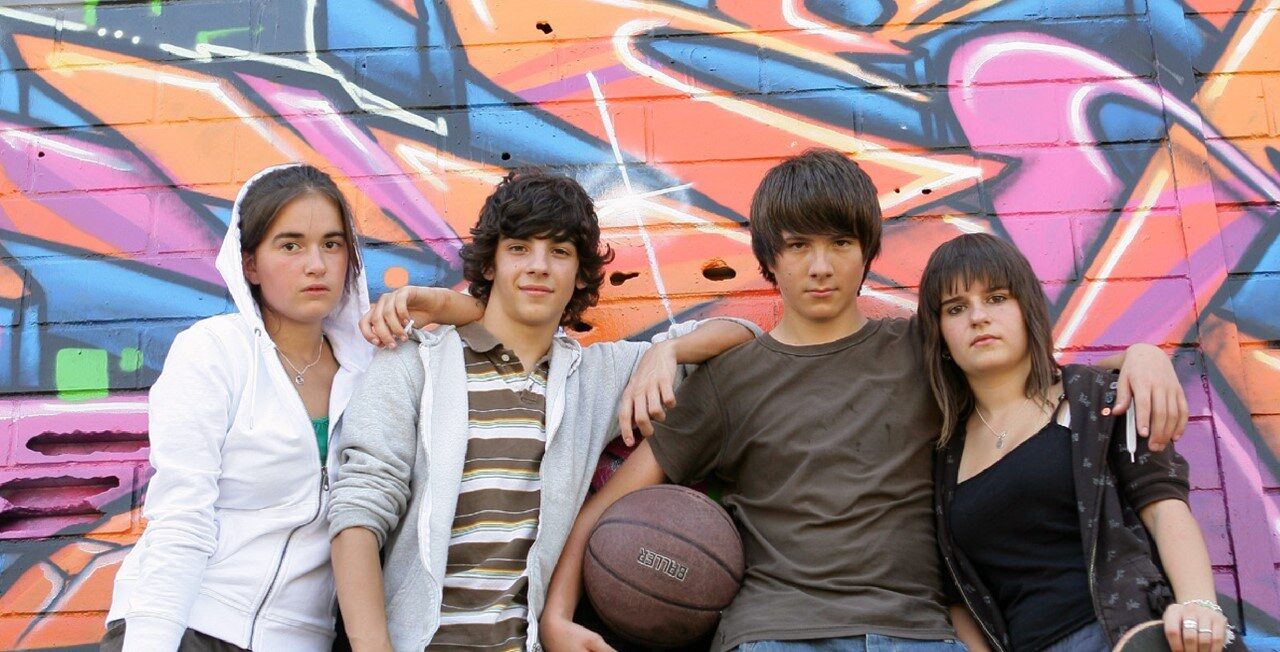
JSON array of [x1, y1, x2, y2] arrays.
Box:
[[360, 286, 483, 349], [540, 615, 618, 652], [361, 286, 432, 349], [1111, 343, 1189, 452], [618, 341, 678, 445]]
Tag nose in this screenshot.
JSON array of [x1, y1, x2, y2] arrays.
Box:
[[968, 301, 990, 325], [527, 245, 550, 275], [809, 246, 834, 279], [304, 245, 326, 275]]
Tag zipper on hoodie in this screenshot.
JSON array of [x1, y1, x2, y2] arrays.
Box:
[[247, 330, 331, 648], [940, 545, 1004, 652], [249, 465, 327, 646]]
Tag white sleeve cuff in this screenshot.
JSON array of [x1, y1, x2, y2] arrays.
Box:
[[122, 615, 186, 652]]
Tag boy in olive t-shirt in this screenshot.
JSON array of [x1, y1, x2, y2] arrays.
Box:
[[538, 149, 1188, 652]]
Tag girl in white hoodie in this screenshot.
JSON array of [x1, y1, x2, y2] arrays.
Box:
[[103, 164, 377, 651]]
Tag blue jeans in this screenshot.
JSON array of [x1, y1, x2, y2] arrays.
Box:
[[1040, 622, 1109, 652], [737, 634, 967, 652]]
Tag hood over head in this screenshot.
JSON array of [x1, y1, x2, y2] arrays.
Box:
[[214, 163, 373, 371]]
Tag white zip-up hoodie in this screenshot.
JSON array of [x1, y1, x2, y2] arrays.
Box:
[[106, 164, 375, 651]]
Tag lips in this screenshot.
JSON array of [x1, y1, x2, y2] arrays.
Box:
[[970, 334, 999, 347], [302, 284, 330, 294], [807, 287, 836, 297], [519, 285, 553, 295]]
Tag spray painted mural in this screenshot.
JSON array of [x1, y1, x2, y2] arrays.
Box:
[[0, 0, 1277, 647]]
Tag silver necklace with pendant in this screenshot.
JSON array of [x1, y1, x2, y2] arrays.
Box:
[[975, 397, 1034, 450], [277, 337, 325, 385]]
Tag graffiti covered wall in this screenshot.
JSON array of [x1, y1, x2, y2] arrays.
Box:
[[0, 0, 1278, 647]]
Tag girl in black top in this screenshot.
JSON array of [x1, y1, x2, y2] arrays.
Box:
[[916, 234, 1230, 652]]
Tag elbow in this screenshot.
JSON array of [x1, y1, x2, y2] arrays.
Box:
[[140, 508, 219, 558], [1139, 496, 1191, 530], [332, 526, 379, 550]]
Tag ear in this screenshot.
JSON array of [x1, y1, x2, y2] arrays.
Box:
[[483, 265, 495, 282], [576, 277, 587, 290], [242, 252, 260, 285]]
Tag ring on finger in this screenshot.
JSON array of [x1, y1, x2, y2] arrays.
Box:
[[1182, 619, 1198, 629], [1197, 627, 1213, 634]]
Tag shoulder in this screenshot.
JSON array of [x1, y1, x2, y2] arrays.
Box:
[[692, 336, 768, 380], [1061, 364, 1116, 395], [367, 332, 437, 380], [875, 315, 919, 341], [164, 315, 251, 366], [857, 317, 924, 362]]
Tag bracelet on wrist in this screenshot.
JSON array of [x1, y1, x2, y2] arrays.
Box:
[[1181, 599, 1224, 615]]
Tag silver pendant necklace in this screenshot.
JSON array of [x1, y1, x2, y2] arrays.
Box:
[[277, 337, 325, 385], [975, 397, 1034, 450]]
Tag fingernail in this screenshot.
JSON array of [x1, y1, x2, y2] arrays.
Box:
[[1141, 427, 1149, 435], [1101, 407, 1112, 416]]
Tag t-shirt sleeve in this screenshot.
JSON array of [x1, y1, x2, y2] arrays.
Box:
[[646, 363, 729, 485]]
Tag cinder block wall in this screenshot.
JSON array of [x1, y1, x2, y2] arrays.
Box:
[[0, 1, 1277, 647]]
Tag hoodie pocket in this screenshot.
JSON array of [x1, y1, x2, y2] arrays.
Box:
[[200, 509, 289, 608], [206, 507, 266, 565]]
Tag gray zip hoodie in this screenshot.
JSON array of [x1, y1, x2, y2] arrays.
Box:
[[328, 318, 757, 651]]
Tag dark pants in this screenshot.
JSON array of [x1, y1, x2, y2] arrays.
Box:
[[100, 620, 249, 652], [103, 617, 352, 651]]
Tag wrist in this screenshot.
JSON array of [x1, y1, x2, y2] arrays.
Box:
[[1180, 598, 1223, 614], [417, 287, 448, 313], [1125, 342, 1160, 355], [649, 338, 678, 360], [541, 600, 576, 626]]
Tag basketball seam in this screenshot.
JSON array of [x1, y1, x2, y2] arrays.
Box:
[[591, 518, 743, 584], [591, 599, 692, 650], [642, 485, 739, 533], [585, 544, 728, 613]]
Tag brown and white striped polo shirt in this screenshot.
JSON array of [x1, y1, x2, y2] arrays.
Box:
[[428, 324, 549, 652]]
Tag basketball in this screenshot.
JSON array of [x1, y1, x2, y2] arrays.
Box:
[[583, 485, 745, 648]]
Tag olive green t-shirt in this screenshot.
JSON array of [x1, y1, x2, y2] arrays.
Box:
[[648, 317, 953, 651]]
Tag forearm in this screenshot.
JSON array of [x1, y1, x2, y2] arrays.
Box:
[[1098, 342, 1169, 370], [331, 528, 393, 651], [1140, 499, 1217, 602], [949, 605, 991, 652], [667, 320, 755, 364], [423, 287, 485, 326], [543, 443, 668, 621]]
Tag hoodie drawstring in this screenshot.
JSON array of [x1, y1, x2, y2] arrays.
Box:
[[247, 327, 264, 433]]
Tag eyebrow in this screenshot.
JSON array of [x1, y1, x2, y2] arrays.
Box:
[[271, 231, 346, 241]]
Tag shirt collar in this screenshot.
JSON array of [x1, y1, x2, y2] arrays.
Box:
[[456, 322, 502, 353], [457, 322, 553, 370]]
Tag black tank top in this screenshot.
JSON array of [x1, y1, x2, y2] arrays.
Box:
[[949, 421, 1097, 651]]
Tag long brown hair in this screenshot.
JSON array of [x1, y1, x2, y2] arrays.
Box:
[[239, 165, 360, 304], [918, 233, 1060, 445]]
